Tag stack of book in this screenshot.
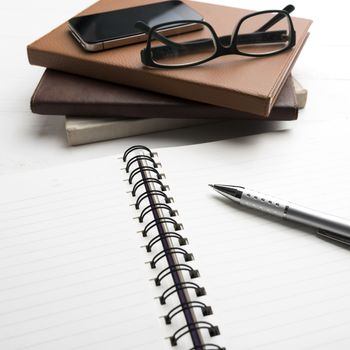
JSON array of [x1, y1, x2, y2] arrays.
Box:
[[28, 0, 312, 145]]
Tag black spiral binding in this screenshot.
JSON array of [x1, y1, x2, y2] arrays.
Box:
[[123, 146, 225, 350]]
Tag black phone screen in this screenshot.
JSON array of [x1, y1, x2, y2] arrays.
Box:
[[68, 1, 203, 44]]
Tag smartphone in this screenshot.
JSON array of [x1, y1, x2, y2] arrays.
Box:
[[68, 0, 203, 52]]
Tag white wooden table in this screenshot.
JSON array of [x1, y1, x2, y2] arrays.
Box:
[[0, 0, 349, 175]]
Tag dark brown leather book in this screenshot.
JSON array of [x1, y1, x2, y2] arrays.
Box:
[[31, 70, 298, 120], [27, 0, 312, 117]]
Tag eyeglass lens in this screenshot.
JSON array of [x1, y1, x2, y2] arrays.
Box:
[[150, 23, 216, 66], [236, 12, 291, 55]]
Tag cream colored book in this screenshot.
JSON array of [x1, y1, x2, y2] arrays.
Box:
[[65, 116, 215, 145]]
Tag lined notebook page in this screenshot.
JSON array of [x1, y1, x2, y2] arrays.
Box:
[[158, 122, 350, 350], [0, 157, 165, 350]]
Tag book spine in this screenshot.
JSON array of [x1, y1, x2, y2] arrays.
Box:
[[65, 117, 215, 146], [293, 78, 308, 109], [122, 145, 225, 349]]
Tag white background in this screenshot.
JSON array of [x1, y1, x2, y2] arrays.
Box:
[[0, 0, 349, 175]]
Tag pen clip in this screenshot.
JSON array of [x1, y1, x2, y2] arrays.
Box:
[[316, 229, 350, 248]]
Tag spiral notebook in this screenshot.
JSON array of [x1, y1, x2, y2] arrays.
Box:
[[1, 122, 350, 349]]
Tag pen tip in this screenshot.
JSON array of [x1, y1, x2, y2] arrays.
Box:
[[208, 184, 214, 188]]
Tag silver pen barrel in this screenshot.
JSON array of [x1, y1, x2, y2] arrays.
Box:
[[240, 188, 350, 238], [286, 205, 350, 239]]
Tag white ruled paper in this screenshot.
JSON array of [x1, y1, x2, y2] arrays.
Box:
[[1, 121, 350, 349], [0, 157, 166, 350]]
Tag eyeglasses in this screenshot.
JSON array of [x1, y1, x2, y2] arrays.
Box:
[[136, 5, 296, 69]]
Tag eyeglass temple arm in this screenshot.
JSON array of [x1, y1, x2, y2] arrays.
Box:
[[135, 21, 183, 48], [222, 30, 288, 46], [147, 30, 287, 61], [255, 4, 294, 32]]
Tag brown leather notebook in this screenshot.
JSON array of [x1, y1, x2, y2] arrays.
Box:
[[31, 69, 298, 120], [27, 0, 312, 117]]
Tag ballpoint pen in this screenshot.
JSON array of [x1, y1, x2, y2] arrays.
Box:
[[209, 184, 350, 246]]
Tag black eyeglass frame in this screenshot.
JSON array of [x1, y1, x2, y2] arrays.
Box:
[[140, 9, 296, 68]]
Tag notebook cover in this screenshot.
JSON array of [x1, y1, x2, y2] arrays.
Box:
[[31, 69, 298, 120], [27, 0, 311, 117]]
